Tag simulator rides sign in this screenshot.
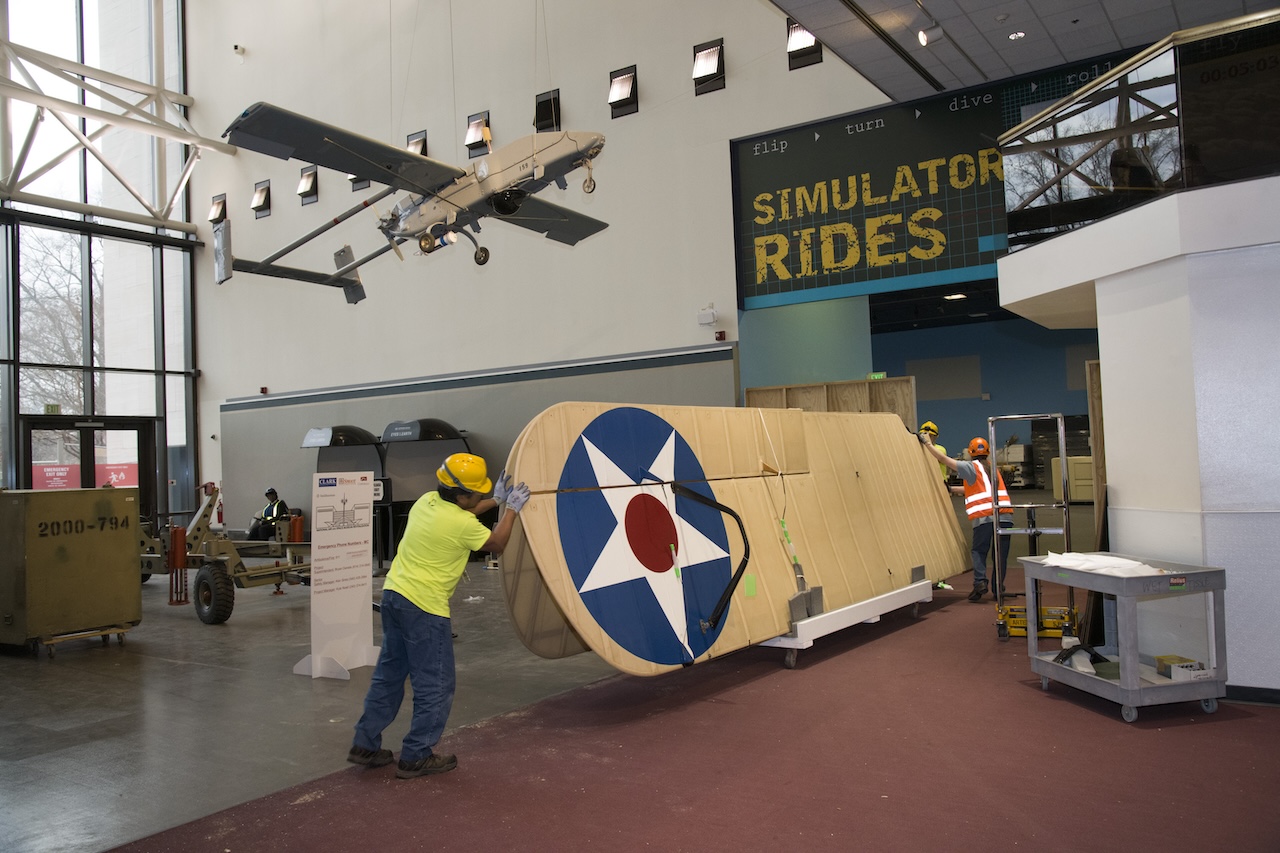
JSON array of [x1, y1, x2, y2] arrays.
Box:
[[732, 88, 1006, 309]]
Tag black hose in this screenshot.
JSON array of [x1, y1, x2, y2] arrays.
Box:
[[669, 482, 750, 634]]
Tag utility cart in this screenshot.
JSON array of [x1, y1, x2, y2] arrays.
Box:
[[1021, 553, 1227, 722]]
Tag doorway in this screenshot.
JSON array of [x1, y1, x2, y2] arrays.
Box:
[[20, 416, 160, 525]]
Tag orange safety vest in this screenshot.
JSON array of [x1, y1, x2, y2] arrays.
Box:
[[964, 462, 1013, 520]]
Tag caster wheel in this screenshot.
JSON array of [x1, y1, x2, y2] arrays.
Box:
[[1201, 697, 1218, 714], [1121, 705, 1138, 723], [783, 649, 798, 669], [1040, 676, 1050, 691]]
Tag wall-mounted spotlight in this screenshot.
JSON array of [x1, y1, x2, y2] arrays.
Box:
[[534, 89, 561, 132], [608, 65, 639, 119], [918, 24, 945, 46], [405, 130, 427, 156], [692, 38, 725, 95], [464, 111, 491, 159], [250, 180, 271, 218], [297, 165, 318, 206], [787, 18, 822, 70], [208, 193, 226, 224]]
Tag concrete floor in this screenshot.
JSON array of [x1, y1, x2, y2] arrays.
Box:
[[0, 488, 1094, 853], [0, 563, 615, 853]]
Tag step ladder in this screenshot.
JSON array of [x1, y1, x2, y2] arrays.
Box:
[[987, 413, 1077, 641]]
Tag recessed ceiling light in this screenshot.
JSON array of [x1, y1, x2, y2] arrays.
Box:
[[1009, 31, 1025, 40], [943, 293, 968, 301], [995, 13, 1009, 23]]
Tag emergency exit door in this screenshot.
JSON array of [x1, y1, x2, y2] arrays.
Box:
[[19, 416, 159, 525]]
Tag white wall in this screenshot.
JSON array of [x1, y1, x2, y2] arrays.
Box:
[[999, 180, 1280, 691], [186, 0, 884, 489]]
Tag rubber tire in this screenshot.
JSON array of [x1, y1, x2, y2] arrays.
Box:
[[140, 573, 152, 583], [1201, 697, 1219, 714], [783, 649, 798, 669], [193, 563, 235, 625], [474, 247, 490, 265], [1121, 705, 1138, 723]]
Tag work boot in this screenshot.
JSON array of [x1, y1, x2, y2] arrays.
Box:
[[967, 584, 987, 602], [347, 746, 394, 767], [396, 752, 458, 779]]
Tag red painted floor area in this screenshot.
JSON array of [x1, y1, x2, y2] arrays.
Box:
[[110, 579, 1280, 852]]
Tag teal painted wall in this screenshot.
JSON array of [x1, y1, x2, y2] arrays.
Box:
[[871, 318, 1099, 445], [738, 297, 873, 399]]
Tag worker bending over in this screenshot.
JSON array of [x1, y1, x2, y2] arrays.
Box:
[[348, 452, 529, 779], [920, 434, 1014, 601]]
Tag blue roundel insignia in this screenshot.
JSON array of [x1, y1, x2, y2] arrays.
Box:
[[556, 407, 732, 665]]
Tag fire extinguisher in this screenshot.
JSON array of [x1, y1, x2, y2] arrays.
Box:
[[216, 497, 224, 525]]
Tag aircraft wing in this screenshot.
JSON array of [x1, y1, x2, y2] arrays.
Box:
[[223, 102, 465, 195], [495, 196, 608, 245]]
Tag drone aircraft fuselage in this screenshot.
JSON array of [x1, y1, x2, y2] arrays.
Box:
[[217, 102, 606, 302], [385, 130, 605, 261]]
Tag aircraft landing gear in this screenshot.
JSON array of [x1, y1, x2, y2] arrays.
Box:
[[452, 227, 489, 265], [583, 161, 596, 194]]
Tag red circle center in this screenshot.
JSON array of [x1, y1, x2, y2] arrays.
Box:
[[624, 493, 678, 573]]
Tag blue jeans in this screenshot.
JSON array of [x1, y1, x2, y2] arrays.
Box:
[[352, 590, 455, 763], [971, 518, 1013, 589]]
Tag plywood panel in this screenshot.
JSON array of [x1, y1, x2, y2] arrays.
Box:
[[1086, 359, 1108, 549], [498, 403, 967, 676], [744, 387, 785, 409], [827, 381, 870, 413], [785, 385, 827, 412], [868, 376, 916, 431]]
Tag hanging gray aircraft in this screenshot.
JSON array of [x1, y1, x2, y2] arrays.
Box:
[[215, 102, 606, 303]]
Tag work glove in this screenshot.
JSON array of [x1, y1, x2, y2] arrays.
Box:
[[492, 470, 512, 507], [505, 482, 531, 513]]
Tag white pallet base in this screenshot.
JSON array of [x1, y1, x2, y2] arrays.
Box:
[[759, 579, 934, 657]]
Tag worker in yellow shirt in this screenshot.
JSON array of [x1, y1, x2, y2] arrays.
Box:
[[348, 452, 529, 779], [919, 421, 948, 482]]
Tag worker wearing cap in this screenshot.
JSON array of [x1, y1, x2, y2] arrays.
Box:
[[247, 487, 289, 540], [349, 452, 529, 779], [920, 435, 1014, 601], [919, 421, 948, 482]]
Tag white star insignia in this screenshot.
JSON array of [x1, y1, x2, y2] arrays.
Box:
[[576, 429, 730, 659]]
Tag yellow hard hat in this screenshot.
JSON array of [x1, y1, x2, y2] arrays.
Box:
[[919, 421, 938, 436], [436, 452, 493, 493]]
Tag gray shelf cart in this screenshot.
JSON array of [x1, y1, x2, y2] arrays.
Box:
[[1020, 554, 1227, 722]]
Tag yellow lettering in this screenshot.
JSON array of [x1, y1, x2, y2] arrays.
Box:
[[754, 234, 791, 283], [753, 192, 775, 225], [866, 213, 903, 267], [831, 177, 858, 211], [949, 154, 976, 189], [861, 172, 887, 206], [907, 208, 946, 260], [978, 147, 1003, 184], [820, 223, 860, 272], [778, 188, 792, 221], [796, 184, 828, 217], [890, 165, 921, 202], [918, 158, 946, 194], [795, 229, 817, 276]]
